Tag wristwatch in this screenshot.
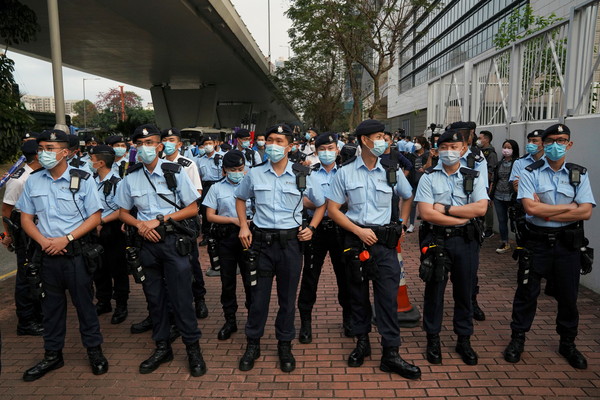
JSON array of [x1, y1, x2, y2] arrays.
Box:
[[66, 233, 75, 242], [444, 204, 452, 216], [307, 225, 316, 233]]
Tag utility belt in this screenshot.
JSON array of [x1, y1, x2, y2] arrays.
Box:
[[35, 235, 104, 275], [319, 217, 338, 232], [354, 222, 403, 250], [252, 226, 298, 248], [420, 220, 482, 244], [210, 223, 239, 240], [525, 222, 583, 249]]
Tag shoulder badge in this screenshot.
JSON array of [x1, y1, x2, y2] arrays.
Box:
[[213, 154, 223, 166], [70, 168, 91, 180], [177, 158, 192, 168], [251, 160, 268, 168], [341, 155, 357, 167], [161, 162, 182, 173], [311, 163, 321, 171], [11, 167, 26, 179], [459, 167, 480, 178], [525, 159, 545, 172], [565, 163, 587, 175], [380, 157, 400, 171], [127, 163, 144, 173], [108, 175, 122, 185]]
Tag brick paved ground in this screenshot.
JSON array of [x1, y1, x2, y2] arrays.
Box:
[[0, 229, 599, 399]]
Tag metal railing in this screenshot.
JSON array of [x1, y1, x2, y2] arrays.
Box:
[[427, 0, 600, 126]]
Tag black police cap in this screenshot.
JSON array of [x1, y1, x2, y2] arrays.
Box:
[[21, 140, 38, 155], [437, 130, 463, 147], [23, 131, 40, 140], [355, 119, 385, 137], [541, 124, 570, 140], [466, 121, 476, 130], [222, 149, 245, 168], [234, 129, 251, 139], [315, 133, 338, 148], [37, 129, 69, 143], [220, 143, 232, 151], [448, 121, 470, 131], [526, 129, 545, 139], [67, 134, 80, 148], [105, 135, 125, 145], [89, 144, 116, 156], [265, 124, 293, 137], [132, 124, 161, 141], [85, 134, 99, 143], [307, 127, 319, 135], [160, 128, 181, 139]]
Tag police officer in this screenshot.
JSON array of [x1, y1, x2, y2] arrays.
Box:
[[288, 136, 307, 164], [66, 134, 92, 173], [115, 124, 206, 377], [88, 145, 130, 324], [503, 124, 595, 369], [327, 119, 421, 380], [235, 129, 262, 168], [235, 124, 325, 373], [509, 130, 545, 193], [80, 135, 99, 163], [196, 135, 223, 248], [203, 150, 252, 340], [1, 140, 44, 336], [161, 127, 208, 318], [105, 135, 130, 178], [414, 130, 488, 366], [17, 129, 108, 381], [297, 133, 352, 343]]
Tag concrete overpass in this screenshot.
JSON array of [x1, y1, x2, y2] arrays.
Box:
[[8, 0, 298, 132]]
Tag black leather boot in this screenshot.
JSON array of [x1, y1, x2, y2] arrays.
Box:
[[111, 305, 128, 325], [559, 336, 587, 369], [139, 341, 174, 374], [348, 334, 371, 367], [87, 345, 109, 375], [426, 333, 442, 364], [299, 314, 312, 344], [23, 350, 64, 382], [96, 301, 112, 316], [277, 341, 296, 372], [503, 331, 526, 363], [17, 320, 44, 336], [380, 346, 421, 379], [218, 314, 238, 340], [472, 299, 486, 321], [195, 299, 208, 319], [455, 335, 478, 365], [239, 338, 261, 371], [186, 341, 207, 376], [130, 315, 152, 334]]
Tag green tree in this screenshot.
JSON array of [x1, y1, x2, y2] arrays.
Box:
[[71, 99, 98, 127], [0, 0, 40, 162]]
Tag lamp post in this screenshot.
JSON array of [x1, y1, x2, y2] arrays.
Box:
[[82, 77, 99, 129]]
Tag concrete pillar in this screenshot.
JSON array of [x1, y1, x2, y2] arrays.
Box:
[[150, 85, 218, 129]]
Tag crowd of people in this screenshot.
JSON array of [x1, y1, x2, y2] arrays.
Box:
[[0, 118, 594, 382]]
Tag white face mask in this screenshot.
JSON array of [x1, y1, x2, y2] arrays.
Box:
[[439, 150, 462, 166], [414, 143, 422, 151]]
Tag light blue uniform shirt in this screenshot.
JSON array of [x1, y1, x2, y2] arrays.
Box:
[[308, 164, 338, 217], [415, 163, 489, 208], [509, 153, 538, 183], [517, 158, 596, 228], [114, 159, 200, 222], [202, 178, 252, 218], [235, 160, 325, 229], [327, 156, 412, 226], [96, 170, 120, 219], [196, 152, 223, 182], [460, 149, 489, 187], [17, 166, 103, 237], [238, 148, 263, 168]]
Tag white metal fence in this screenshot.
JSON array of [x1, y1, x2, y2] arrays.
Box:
[[428, 0, 600, 126]]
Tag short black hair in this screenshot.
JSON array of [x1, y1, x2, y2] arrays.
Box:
[[480, 130, 493, 142], [93, 153, 115, 168]]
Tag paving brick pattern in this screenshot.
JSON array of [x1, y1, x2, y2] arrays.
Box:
[[0, 230, 598, 399]]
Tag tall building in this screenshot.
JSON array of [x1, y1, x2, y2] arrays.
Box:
[[21, 95, 79, 115]]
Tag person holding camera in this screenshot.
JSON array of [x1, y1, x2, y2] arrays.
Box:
[[17, 129, 108, 381]]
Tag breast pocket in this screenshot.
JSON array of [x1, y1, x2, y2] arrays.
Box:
[[281, 185, 302, 211], [536, 184, 555, 204], [556, 183, 575, 203], [346, 182, 366, 207], [56, 190, 82, 215], [29, 190, 48, 214], [375, 184, 393, 208], [432, 185, 452, 205], [254, 184, 271, 207], [131, 189, 151, 210]]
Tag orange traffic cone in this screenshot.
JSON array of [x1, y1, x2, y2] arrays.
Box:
[[396, 240, 421, 328]]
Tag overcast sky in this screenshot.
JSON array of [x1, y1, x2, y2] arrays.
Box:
[[8, 0, 292, 106]]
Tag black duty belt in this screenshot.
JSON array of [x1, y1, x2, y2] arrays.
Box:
[[525, 222, 582, 245], [319, 217, 337, 231], [253, 227, 298, 247], [424, 221, 471, 239]]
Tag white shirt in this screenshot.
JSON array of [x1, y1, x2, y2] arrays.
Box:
[[3, 164, 33, 207], [165, 153, 203, 192]]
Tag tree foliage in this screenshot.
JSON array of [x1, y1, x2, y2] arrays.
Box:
[[71, 99, 98, 127], [95, 87, 143, 114], [0, 0, 40, 48], [493, 5, 563, 49]]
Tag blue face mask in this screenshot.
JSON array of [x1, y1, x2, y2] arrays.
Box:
[[544, 142, 567, 161], [114, 147, 126, 157], [138, 145, 158, 164], [291, 145, 298, 152], [38, 150, 63, 170], [305, 133, 311, 141], [526, 143, 540, 155], [368, 138, 387, 157], [198, 148, 206, 157], [439, 150, 462, 166], [163, 141, 177, 156], [318, 150, 337, 165], [265, 144, 286, 163], [227, 171, 245, 184], [87, 159, 98, 173], [240, 140, 250, 149]]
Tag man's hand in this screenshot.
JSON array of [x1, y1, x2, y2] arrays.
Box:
[[44, 236, 68, 256], [433, 203, 445, 214], [355, 227, 377, 246], [136, 219, 161, 243], [1, 234, 13, 248], [239, 225, 252, 249], [297, 226, 313, 242], [512, 177, 519, 192]]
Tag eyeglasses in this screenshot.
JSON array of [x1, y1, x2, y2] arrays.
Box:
[[135, 141, 160, 147], [543, 138, 569, 145]]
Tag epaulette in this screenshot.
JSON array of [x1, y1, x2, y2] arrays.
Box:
[[213, 153, 223, 166], [311, 163, 321, 171], [251, 160, 268, 168], [70, 168, 91, 180], [216, 176, 226, 182], [459, 167, 480, 178], [11, 167, 26, 179], [380, 158, 399, 171], [161, 162, 182, 173], [565, 163, 587, 175], [525, 159, 545, 172], [341, 156, 357, 166], [108, 175, 122, 185], [31, 167, 44, 174], [69, 158, 85, 167], [482, 148, 495, 158], [424, 166, 436, 174], [177, 157, 193, 168], [127, 163, 144, 173]]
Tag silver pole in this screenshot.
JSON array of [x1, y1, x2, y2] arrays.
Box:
[[83, 78, 86, 129], [47, 0, 66, 125], [267, 0, 271, 70]]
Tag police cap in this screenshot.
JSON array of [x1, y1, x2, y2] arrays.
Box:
[[105, 135, 125, 145], [526, 129, 545, 139], [160, 128, 181, 139], [85, 134, 99, 143], [37, 129, 69, 143], [355, 119, 385, 137], [220, 143, 232, 151], [315, 133, 337, 148], [22, 131, 40, 140], [448, 121, 471, 131], [437, 129, 463, 147], [21, 140, 38, 155], [200, 135, 218, 145], [89, 144, 115, 156], [67, 134, 80, 148], [541, 124, 570, 140], [223, 149, 244, 168], [132, 124, 161, 141], [234, 129, 251, 139], [265, 124, 293, 138]]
